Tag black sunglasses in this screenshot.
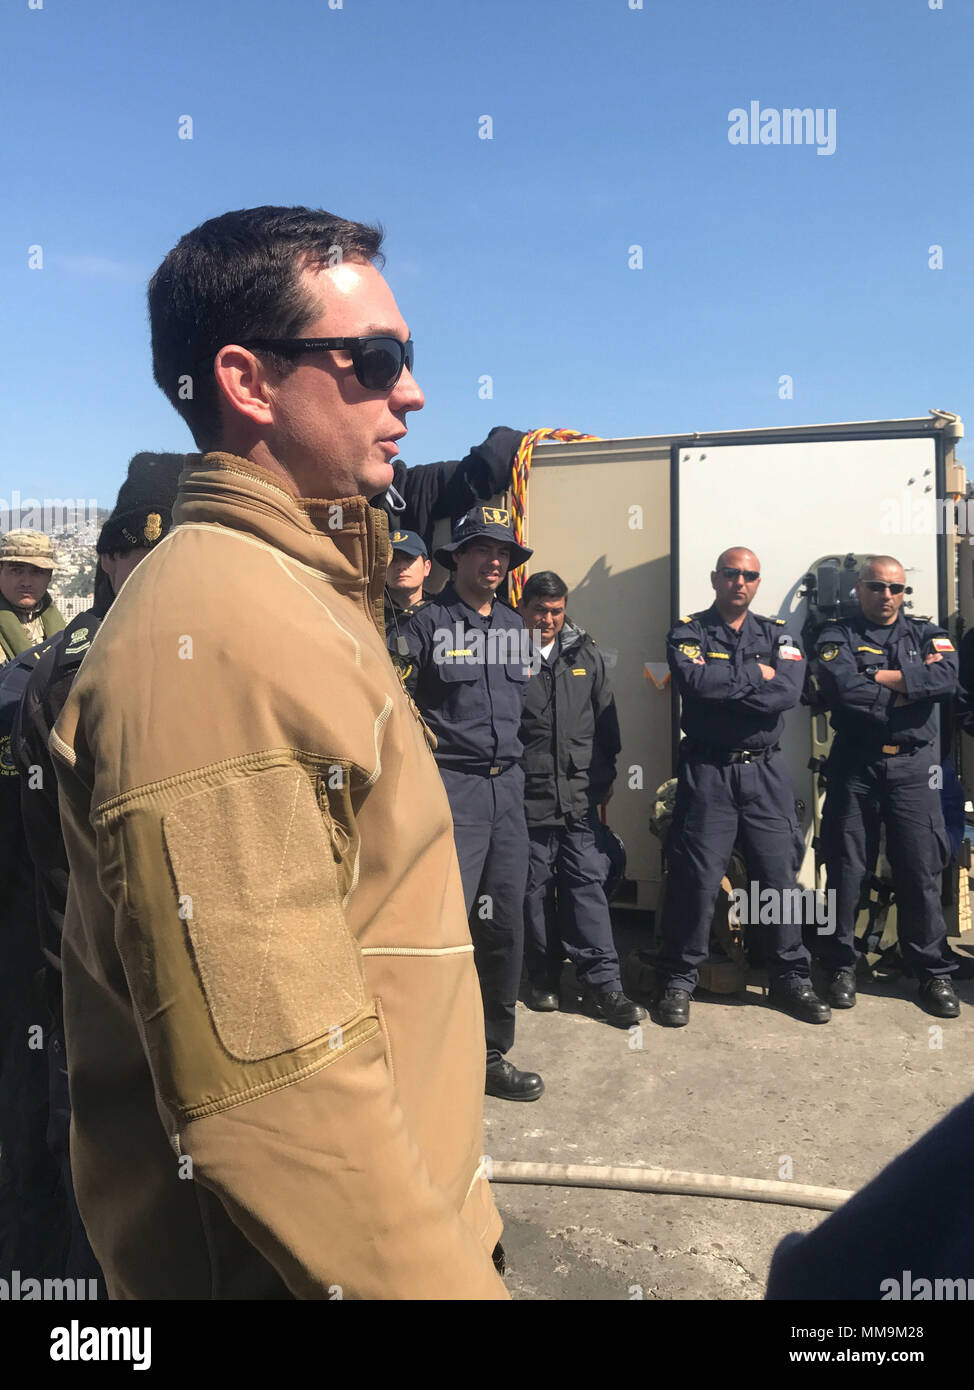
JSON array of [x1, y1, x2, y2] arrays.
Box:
[[237, 335, 414, 391], [718, 567, 760, 582], [862, 581, 905, 595]]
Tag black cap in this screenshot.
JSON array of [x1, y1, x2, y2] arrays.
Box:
[[96, 453, 191, 555], [388, 529, 428, 559]]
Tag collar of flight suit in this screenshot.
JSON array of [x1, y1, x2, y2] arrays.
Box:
[[171, 452, 390, 634]]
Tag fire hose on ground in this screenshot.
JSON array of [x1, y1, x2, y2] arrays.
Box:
[[489, 1160, 853, 1213]]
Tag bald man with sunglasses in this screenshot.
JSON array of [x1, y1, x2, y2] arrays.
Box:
[[655, 548, 827, 1028], [813, 555, 962, 1018]]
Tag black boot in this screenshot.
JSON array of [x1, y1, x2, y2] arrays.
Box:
[[655, 987, 690, 1028], [590, 988, 648, 1028], [485, 1059, 545, 1101], [918, 977, 960, 1019], [827, 969, 857, 1009], [525, 983, 559, 1012], [769, 978, 831, 1024]]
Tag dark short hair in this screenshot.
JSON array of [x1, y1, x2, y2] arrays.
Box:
[[522, 571, 568, 604], [148, 205, 385, 449]]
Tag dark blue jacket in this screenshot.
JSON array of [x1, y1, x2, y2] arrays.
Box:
[[520, 621, 620, 825], [814, 611, 957, 752], [0, 634, 63, 902], [667, 605, 805, 751], [11, 608, 106, 992], [404, 583, 530, 769]]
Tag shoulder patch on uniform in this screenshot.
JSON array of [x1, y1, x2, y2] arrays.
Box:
[[0, 734, 17, 777], [677, 641, 701, 659], [818, 642, 839, 662], [932, 637, 955, 653]]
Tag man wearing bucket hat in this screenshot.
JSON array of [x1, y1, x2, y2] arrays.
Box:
[[404, 506, 544, 1102], [0, 531, 65, 666]]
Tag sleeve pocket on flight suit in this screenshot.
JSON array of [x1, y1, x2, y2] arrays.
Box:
[[163, 762, 366, 1063]]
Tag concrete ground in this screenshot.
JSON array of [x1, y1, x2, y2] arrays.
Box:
[[486, 918, 974, 1301]]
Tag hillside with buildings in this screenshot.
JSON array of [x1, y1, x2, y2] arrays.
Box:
[[46, 513, 109, 619]]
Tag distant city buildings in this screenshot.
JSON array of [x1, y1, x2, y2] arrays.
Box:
[[57, 594, 95, 620]]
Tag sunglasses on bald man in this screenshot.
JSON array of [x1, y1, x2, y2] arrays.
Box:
[[718, 566, 760, 582]]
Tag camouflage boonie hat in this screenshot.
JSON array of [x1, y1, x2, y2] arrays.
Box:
[[0, 529, 56, 569]]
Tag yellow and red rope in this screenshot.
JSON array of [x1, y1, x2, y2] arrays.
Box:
[[508, 428, 600, 606]]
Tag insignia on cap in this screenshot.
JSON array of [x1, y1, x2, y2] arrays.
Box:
[[819, 642, 839, 662], [481, 506, 509, 525], [392, 531, 406, 543], [144, 513, 162, 543]]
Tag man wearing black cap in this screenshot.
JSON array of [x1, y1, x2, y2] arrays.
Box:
[[385, 529, 433, 668], [386, 530, 432, 615], [404, 506, 544, 1102], [1, 452, 187, 1289]]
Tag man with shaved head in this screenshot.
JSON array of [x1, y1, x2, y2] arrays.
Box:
[[814, 555, 962, 1017], [655, 547, 828, 1027]]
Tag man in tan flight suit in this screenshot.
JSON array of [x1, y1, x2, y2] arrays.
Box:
[[51, 205, 507, 1300]]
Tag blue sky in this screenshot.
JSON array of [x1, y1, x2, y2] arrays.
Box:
[[2, 0, 970, 505]]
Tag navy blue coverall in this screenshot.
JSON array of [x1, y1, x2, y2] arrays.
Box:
[[656, 605, 812, 993], [405, 584, 531, 1062], [814, 612, 958, 979]]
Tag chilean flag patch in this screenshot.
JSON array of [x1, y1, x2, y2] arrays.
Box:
[[933, 638, 955, 652]]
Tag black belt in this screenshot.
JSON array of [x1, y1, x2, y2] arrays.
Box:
[[439, 760, 519, 777], [683, 741, 779, 766], [833, 737, 929, 761]]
